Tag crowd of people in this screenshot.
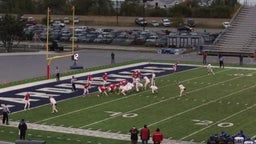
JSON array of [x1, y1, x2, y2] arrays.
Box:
[[207, 130, 255, 144]]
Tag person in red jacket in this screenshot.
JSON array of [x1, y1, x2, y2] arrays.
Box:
[[152, 128, 163, 144], [140, 124, 150, 144]]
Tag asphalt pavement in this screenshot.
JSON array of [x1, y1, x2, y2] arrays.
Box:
[[0, 45, 255, 83]]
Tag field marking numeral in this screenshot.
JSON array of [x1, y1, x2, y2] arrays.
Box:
[[192, 119, 233, 127], [105, 111, 138, 118]]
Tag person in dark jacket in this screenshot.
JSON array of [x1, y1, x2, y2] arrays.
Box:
[[18, 119, 27, 140], [140, 124, 150, 144], [129, 126, 139, 144]]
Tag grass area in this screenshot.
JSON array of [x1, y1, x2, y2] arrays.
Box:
[[3, 62, 256, 143]]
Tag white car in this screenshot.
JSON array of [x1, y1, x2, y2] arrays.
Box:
[[161, 18, 171, 27], [223, 22, 231, 28], [63, 17, 70, 24], [151, 20, 159, 27], [74, 16, 80, 24]]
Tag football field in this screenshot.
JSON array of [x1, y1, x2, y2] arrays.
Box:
[[2, 62, 256, 144]]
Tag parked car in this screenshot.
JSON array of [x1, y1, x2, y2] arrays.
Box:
[[177, 25, 193, 32], [161, 18, 171, 27], [187, 18, 195, 27], [151, 20, 159, 27], [74, 17, 80, 24], [135, 17, 147, 26], [222, 22, 231, 28], [63, 17, 70, 24], [27, 17, 37, 25]]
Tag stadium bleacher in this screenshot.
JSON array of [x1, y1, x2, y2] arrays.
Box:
[[204, 4, 256, 64]]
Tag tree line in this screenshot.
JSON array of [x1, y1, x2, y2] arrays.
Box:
[[0, 0, 239, 18]]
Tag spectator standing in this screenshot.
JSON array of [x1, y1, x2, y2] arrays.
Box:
[[219, 55, 224, 68], [140, 124, 150, 144], [18, 118, 27, 140], [2, 104, 10, 125], [24, 92, 30, 110], [49, 96, 58, 113], [152, 128, 163, 144], [202, 52, 207, 65], [55, 66, 60, 81], [71, 76, 77, 91], [129, 126, 139, 144], [111, 52, 115, 64]]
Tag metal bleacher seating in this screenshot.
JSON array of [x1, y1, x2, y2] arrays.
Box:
[[205, 2, 256, 58]]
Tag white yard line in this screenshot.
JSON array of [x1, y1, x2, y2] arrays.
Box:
[[35, 65, 225, 124], [80, 72, 240, 128]]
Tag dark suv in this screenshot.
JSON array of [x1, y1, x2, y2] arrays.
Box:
[[135, 17, 147, 26]]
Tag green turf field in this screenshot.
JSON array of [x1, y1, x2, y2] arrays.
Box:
[[3, 64, 256, 144]]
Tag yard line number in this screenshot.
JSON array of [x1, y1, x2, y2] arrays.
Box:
[[192, 119, 234, 128], [105, 111, 138, 118]]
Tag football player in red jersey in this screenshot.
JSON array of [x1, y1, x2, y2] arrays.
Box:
[[107, 84, 117, 94], [24, 92, 30, 110], [83, 82, 91, 96], [98, 85, 108, 96], [102, 73, 108, 86], [87, 73, 93, 83], [132, 71, 137, 84]]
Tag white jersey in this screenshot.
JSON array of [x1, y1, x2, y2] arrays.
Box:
[[179, 84, 185, 90], [143, 76, 150, 83], [207, 64, 212, 70], [150, 85, 158, 90], [234, 136, 244, 144], [50, 97, 57, 105]]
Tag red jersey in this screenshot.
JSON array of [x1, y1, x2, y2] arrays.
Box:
[[132, 71, 137, 78], [87, 74, 93, 82], [107, 84, 116, 92], [152, 131, 163, 143], [120, 80, 128, 85], [136, 71, 141, 79], [115, 82, 121, 88], [98, 86, 107, 92], [102, 73, 108, 81], [24, 93, 30, 101], [84, 82, 90, 89]]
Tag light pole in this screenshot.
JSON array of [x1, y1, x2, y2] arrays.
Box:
[[116, 0, 119, 25], [143, 0, 146, 31]]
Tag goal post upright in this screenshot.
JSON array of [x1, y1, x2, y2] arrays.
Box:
[[46, 6, 76, 80]]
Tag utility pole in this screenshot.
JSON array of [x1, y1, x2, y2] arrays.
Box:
[[143, 0, 146, 31], [116, 0, 119, 25]]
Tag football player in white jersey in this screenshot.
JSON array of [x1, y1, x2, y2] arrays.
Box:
[[207, 64, 215, 75], [178, 83, 186, 96], [143, 76, 150, 89], [150, 85, 158, 94]]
